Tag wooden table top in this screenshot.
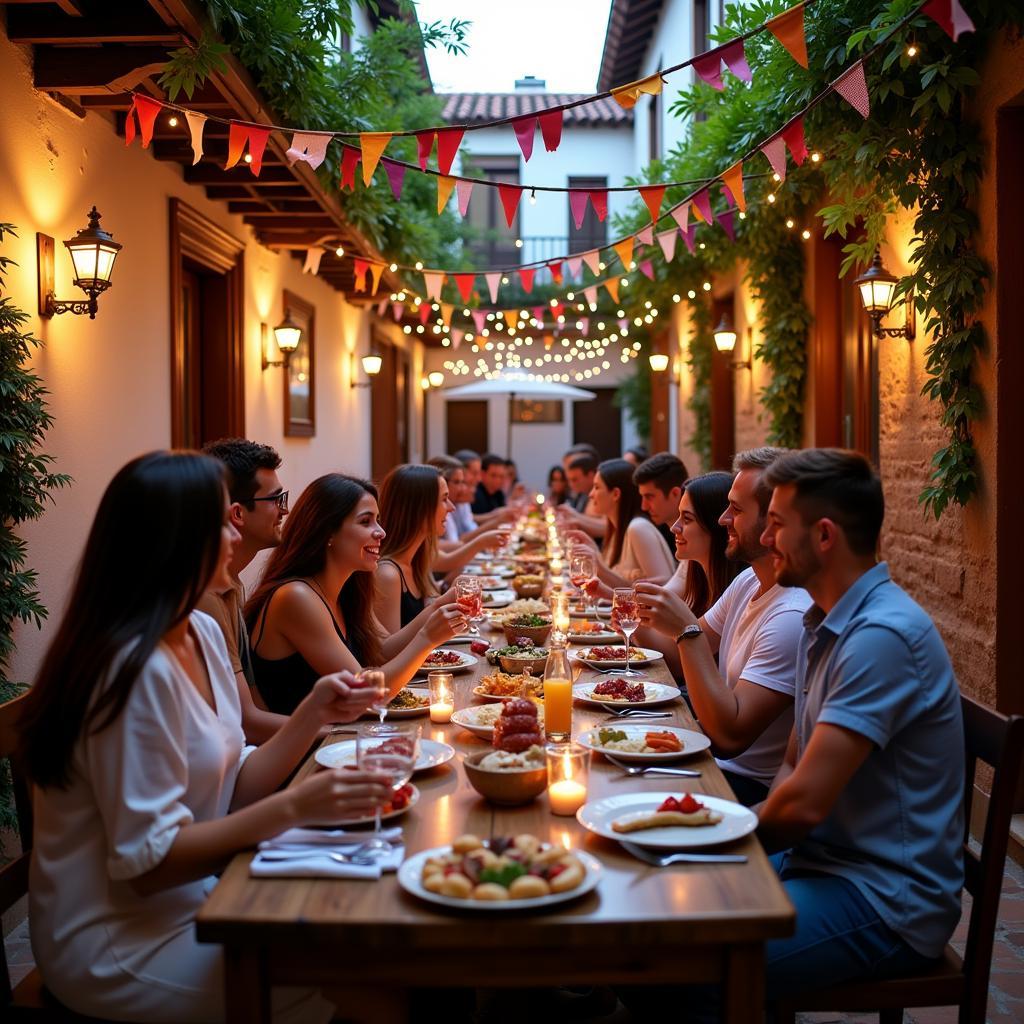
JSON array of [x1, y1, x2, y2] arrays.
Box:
[[197, 625, 794, 953]]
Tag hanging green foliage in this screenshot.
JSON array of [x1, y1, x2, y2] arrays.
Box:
[[685, 298, 714, 468]]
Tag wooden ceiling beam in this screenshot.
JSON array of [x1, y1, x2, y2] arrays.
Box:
[[227, 200, 322, 214], [32, 43, 173, 93], [6, 4, 181, 44], [243, 216, 336, 230], [184, 165, 295, 185]]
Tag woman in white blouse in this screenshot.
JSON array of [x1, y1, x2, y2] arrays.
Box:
[[19, 452, 392, 1023]]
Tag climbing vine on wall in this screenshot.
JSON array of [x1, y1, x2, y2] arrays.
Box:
[[685, 298, 713, 468]]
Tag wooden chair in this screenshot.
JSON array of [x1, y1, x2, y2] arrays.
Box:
[[0, 691, 123, 1023], [776, 692, 1024, 1024]]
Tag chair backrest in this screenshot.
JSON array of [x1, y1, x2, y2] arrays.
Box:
[[0, 690, 32, 1006], [959, 692, 1024, 1017]]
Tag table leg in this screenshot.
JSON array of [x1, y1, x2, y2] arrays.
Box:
[[723, 942, 765, 1024], [224, 947, 269, 1024]]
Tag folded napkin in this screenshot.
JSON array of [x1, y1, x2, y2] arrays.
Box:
[[250, 844, 405, 879], [259, 825, 402, 850]]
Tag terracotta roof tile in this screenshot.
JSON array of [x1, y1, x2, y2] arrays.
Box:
[[440, 93, 632, 126]]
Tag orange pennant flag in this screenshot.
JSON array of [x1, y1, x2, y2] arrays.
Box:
[[613, 236, 635, 269], [604, 277, 620, 303], [436, 174, 457, 214], [225, 123, 271, 175], [638, 185, 666, 224], [767, 3, 809, 69], [440, 303, 454, 327], [610, 73, 663, 110], [369, 262, 385, 295], [359, 132, 392, 186], [503, 310, 518, 331], [720, 162, 746, 212]]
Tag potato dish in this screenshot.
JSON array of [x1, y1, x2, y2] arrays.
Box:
[[477, 671, 527, 697], [493, 599, 548, 621], [477, 745, 545, 771]]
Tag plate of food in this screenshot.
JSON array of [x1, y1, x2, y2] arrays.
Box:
[[465, 564, 515, 578], [481, 589, 516, 609], [338, 782, 420, 826], [569, 601, 613, 620], [370, 686, 431, 718], [576, 792, 757, 849], [450, 703, 544, 740], [315, 738, 455, 773], [398, 834, 601, 909], [577, 725, 710, 762], [566, 619, 620, 644], [417, 648, 478, 674], [571, 645, 664, 668], [572, 679, 680, 709], [473, 670, 533, 702]]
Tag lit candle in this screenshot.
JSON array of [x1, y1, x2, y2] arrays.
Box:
[[551, 556, 563, 574], [549, 779, 587, 816], [550, 593, 571, 636], [546, 742, 588, 816], [536, 493, 545, 506], [428, 671, 454, 724]]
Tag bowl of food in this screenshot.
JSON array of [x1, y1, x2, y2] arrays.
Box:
[[501, 614, 552, 647], [512, 574, 545, 599], [463, 747, 548, 806], [498, 645, 550, 677]]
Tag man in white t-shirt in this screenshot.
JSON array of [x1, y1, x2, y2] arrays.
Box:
[[636, 447, 810, 805]]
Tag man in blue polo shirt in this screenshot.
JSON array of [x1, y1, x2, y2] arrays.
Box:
[[756, 447, 964, 998]]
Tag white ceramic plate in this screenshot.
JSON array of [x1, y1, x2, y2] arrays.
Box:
[[577, 725, 710, 763], [481, 589, 515, 609], [566, 626, 620, 644], [569, 602, 613, 620], [471, 685, 541, 703], [577, 792, 757, 849], [315, 739, 455, 774], [465, 563, 515, 578], [451, 705, 547, 738], [447, 633, 483, 645], [570, 646, 665, 668], [417, 648, 478, 674], [335, 783, 420, 826], [398, 846, 601, 911], [571, 680, 680, 709]]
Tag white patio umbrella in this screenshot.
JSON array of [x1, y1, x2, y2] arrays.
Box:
[[441, 372, 596, 461]]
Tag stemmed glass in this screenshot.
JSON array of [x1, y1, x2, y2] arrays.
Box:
[[569, 553, 595, 614], [357, 722, 421, 853], [358, 667, 388, 724], [455, 575, 484, 636], [611, 588, 641, 677]]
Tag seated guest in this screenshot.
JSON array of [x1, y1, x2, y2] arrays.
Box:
[[246, 473, 466, 714], [635, 448, 810, 806], [431, 455, 512, 550], [634, 452, 689, 566], [547, 465, 570, 505], [21, 451, 389, 1023], [198, 437, 290, 742], [504, 458, 526, 501], [622, 445, 649, 467], [565, 453, 598, 513], [750, 449, 963, 1007], [450, 448, 482, 535], [471, 453, 508, 515]]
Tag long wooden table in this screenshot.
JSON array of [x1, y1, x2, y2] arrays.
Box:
[[198, 636, 794, 1023]]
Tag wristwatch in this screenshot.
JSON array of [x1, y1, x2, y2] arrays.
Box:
[[675, 624, 704, 643]]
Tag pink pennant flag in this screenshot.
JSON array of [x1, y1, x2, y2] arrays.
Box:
[[423, 271, 446, 301], [376, 296, 389, 317], [692, 187, 715, 225], [922, 0, 974, 41], [761, 136, 788, 182], [639, 261, 655, 280], [637, 225, 655, 246], [340, 146, 360, 191], [456, 178, 474, 217], [519, 267, 536, 293], [719, 209, 736, 241], [782, 119, 808, 165], [437, 129, 464, 174], [576, 316, 588, 335], [512, 116, 537, 162], [303, 248, 323, 275], [582, 249, 602, 276], [184, 111, 207, 165], [353, 258, 368, 291], [671, 203, 690, 232], [453, 273, 475, 304], [485, 273, 501, 303], [569, 191, 590, 230], [589, 190, 608, 222], [472, 310, 487, 334], [287, 131, 331, 170], [618, 319, 629, 332], [451, 328, 464, 350], [721, 39, 752, 83], [656, 229, 677, 262], [681, 225, 697, 254], [382, 159, 406, 199], [583, 286, 598, 307], [566, 256, 582, 277], [693, 50, 725, 91], [539, 109, 564, 152], [416, 131, 435, 171], [392, 302, 404, 322], [638, 185, 667, 224], [125, 94, 162, 148], [533, 305, 546, 323], [834, 61, 870, 119], [497, 184, 523, 227]]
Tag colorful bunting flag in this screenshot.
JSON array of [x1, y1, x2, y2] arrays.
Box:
[[548, 260, 563, 284], [589, 190, 609, 222], [382, 159, 406, 199], [583, 286, 598, 306], [226, 123, 271, 175], [419, 302, 432, 324], [613, 236, 635, 269], [437, 129, 464, 174], [125, 94, 162, 148], [569, 191, 589, 230], [539, 109, 564, 152], [485, 272, 501, 303], [456, 178, 474, 217], [923, 0, 974, 40], [359, 132, 392, 186], [416, 131, 435, 171], [369, 262, 384, 294], [303, 248, 323, 275], [392, 301, 404, 321], [639, 185, 666, 224], [582, 250, 602, 276], [721, 39, 753, 83], [451, 328, 464, 350], [781, 119, 808, 165], [656, 229, 677, 262], [767, 3, 808, 69], [834, 61, 870, 119], [503, 310, 518, 331], [497, 184, 523, 227], [453, 273, 475, 304], [437, 174, 457, 214], [472, 310, 487, 334], [566, 256, 583, 277], [694, 50, 726, 91], [604, 277, 620, 303], [579, 317, 589, 335], [376, 296, 389, 317], [353, 258, 368, 291], [340, 146, 360, 191], [721, 161, 746, 212], [440, 303, 454, 327], [512, 116, 537, 162], [692, 187, 715, 225], [611, 73, 663, 110], [637, 225, 654, 246], [519, 267, 536, 293], [185, 111, 207, 165], [639, 261, 655, 280], [287, 131, 331, 170], [761, 136, 788, 181], [681, 224, 697, 254], [719, 209, 736, 241], [671, 203, 690, 233], [424, 272, 447, 301]]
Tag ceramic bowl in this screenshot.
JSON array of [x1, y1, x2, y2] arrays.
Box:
[[462, 750, 548, 806], [501, 620, 552, 647]]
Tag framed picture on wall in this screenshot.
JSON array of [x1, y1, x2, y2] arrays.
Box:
[[511, 399, 563, 423], [283, 290, 315, 437]]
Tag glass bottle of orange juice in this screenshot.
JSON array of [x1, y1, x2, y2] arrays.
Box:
[[542, 644, 573, 742]]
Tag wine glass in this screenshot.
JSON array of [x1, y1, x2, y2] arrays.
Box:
[[358, 667, 388, 724], [611, 588, 641, 677], [357, 722, 421, 853], [455, 575, 484, 636], [569, 553, 595, 614]]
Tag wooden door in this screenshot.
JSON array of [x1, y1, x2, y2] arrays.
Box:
[[446, 400, 489, 455], [573, 387, 621, 461]]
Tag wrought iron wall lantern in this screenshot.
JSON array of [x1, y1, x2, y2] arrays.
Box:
[[854, 248, 916, 341], [37, 207, 122, 319], [351, 352, 383, 388], [261, 313, 303, 370], [713, 316, 751, 370]]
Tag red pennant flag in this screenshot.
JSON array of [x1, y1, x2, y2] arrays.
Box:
[[436, 129, 464, 174], [721, 39, 753, 83], [589, 190, 608, 222], [125, 94, 162, 148], [226, 123, 271, 175], [922, 0, 974, 40], [693, 50, 725, 91], [416, 131, 435, 171], [761, 136, 788, 181], [497, 184, 523, 227], [781, 119, 808, 165], [418, 302, 432, 325], [519, 267, 536, 292], [767, 3, 808, 69], [512, 117, 537, 162], [453, 273, 475, 304], [539, 109, 564, 152], [638, 185, 666, 224], [569, 191, 590, 230], [834, 61, 870, 119], [340, 146, 360, 191], [548, 260, 563, 284], [353, 258, 368, 292]]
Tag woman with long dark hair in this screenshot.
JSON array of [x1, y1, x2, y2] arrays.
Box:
[[246, 473, 465, 714], [547, 465, 570, 506], [20, 452, 389, 1022]]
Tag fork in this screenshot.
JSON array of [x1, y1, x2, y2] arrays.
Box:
[[256, 848, 378, 866], [604, 707, 672, 719], [604, 753, 701, 778], [620, 841, 747, 866]]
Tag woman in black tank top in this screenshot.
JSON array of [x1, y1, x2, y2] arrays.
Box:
[[245, 474, 467, 713]]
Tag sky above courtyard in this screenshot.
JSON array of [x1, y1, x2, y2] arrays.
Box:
[[416, 0, 614, 93]]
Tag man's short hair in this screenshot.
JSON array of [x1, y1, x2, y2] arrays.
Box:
[[453, 448, 480, 466], [481, 453, 505, 472], [428, 454, 463, 478], [565, 442, 599, 460], [568, 454, 598, 476], [633, 452, 689, 494], [624, 445, 649, 462], [732, 446, 789, 515], [202, 438, 281, 505], [765, 448, 884, 557]]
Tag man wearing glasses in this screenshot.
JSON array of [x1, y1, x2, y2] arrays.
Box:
[[199, 438, 290, 741]]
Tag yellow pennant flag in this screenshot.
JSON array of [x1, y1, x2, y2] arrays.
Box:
[[611, 73, 663, 110], [604, 277, 620, 303], [369, 262, 385, 295], [437, 174, 458, 214], [613, 236, 635, 269], [721, 161, 746, 212], [359, 132, 392, 186]]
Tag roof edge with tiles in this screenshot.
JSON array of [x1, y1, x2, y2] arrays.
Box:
[[440, 93, 632, 126]]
